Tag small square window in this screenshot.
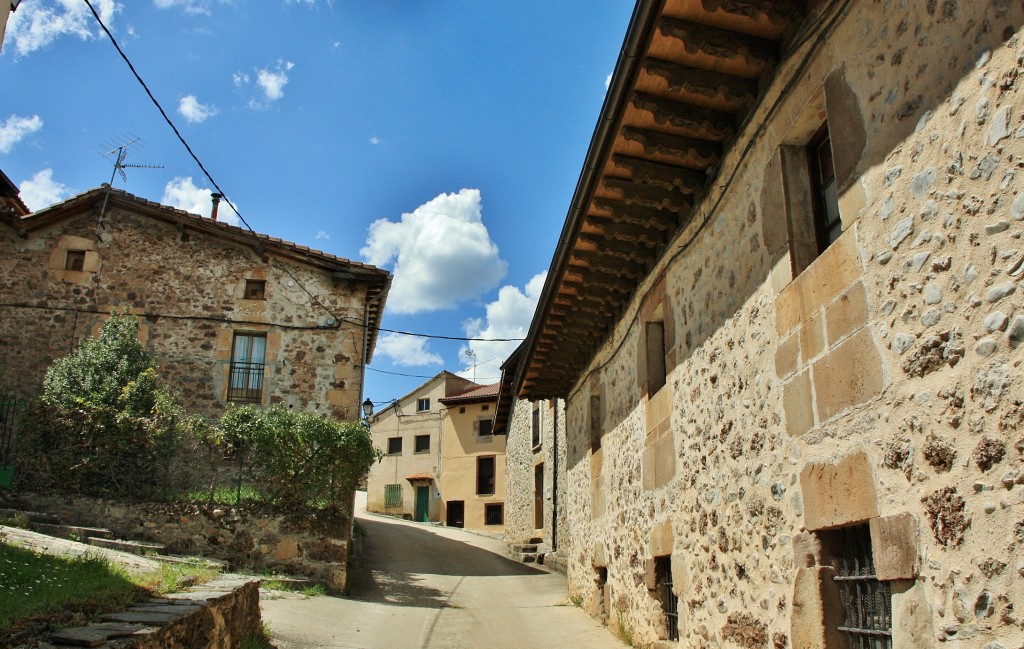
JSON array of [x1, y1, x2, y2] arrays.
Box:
[[459, 406, 466, 414], [65, 250, 86, 271], [244, 280, 266, 300], [387, 437, 403, 455], [417, 398, 430, 412], [477, 419, 494, 436], [414, 434, 430, 454], [481, 404, 489, 411], [484, 503, 504, 526]]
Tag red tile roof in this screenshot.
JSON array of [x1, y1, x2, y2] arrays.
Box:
[[439, 382, 500, 404], [405, 473, 434, 482]]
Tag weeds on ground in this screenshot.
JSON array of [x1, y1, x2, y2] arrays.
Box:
[[259, 577, 326, 597], [0, 512, 29, 529], [240, 622, 276, 649]]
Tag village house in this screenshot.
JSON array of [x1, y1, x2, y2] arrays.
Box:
[[0, 183, 391, 424], [365, 371, 478, 521], [513, 1, 1024, 647], [367, 376, 506, 532]]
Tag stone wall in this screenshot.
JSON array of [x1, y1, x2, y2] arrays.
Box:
[[562, 2, 1024, 648], [15, 493, 355, 592], [0, 201, 373, 422]]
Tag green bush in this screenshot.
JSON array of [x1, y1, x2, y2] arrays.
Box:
[[22, 311, 185, 498], [218, 404, 383, 510]]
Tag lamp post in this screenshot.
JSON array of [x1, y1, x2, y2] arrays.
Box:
[[362, 398, 374, 421]]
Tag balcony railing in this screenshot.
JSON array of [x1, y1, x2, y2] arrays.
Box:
[[227, 361, 265, 403]]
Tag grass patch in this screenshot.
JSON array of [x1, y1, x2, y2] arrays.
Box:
[[240, 622, 275, 649], [184, 483, 262, 506], [0, 542, 219, 640], [259, 577, 326, 597]]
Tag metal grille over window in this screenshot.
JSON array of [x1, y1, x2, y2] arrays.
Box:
[[228, 334, 266, 402], [384, 484, 402, 509], [832, 524, 893, 648], [656, 556, 679, 642]]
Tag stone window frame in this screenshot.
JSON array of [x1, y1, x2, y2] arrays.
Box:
[[413, 434, 430, 454], [227, 332, 267, 404], [816, 523, 893, 648], [386, 436, 402, 456], [476, 455, 496, 495], [644, 319, 667, 397]]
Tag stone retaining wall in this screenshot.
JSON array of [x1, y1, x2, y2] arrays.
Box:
[[11, 493, 353, 592]]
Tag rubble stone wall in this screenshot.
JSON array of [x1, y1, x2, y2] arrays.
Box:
[[504, 398, 567, 549], [562, 2, 1024, 647], [0, 206, 369, 421]]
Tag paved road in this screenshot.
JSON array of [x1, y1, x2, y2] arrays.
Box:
[[261, 495, 625, 649]]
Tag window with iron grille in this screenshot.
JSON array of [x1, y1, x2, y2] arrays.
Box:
[[821, 523, 893, 648], [655, 556, 679, 642], [476, 456, 495, 495], [484, 502, 503, 526], [383, 484, 402, 508], [227, 333, 266, 403]]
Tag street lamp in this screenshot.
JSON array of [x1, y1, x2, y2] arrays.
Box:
[[362, 398, 374, 420]]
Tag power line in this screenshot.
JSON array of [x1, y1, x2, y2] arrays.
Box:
[[367, 366, 501, 382], [81, 0, 525, 346]]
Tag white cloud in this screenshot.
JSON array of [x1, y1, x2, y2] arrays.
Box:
[[6, 0, 118, 56], [369, 136, 380, 145], [235, 60, 294, 108], [153, 0, 213, 15], [375, 333, 444, 368], [315, 230, 330, 240], [232, 71, 250, 87], [361, 188, 507, 315], [178, 95, 218, 124], [19, 168, 69, 211], [161, 177, 240, 226], [457, 271, 546, 383], [0, 114, 43, 153]]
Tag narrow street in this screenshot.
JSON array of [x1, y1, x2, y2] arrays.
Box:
[[261, 494, 626, 649]]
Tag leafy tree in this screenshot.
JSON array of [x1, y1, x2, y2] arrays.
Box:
[[30, 310, 182, 497], [218, 404, 383, 511]]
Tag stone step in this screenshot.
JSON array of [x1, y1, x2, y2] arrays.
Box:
[[528, 537, 543, 544], [512, 552, 539, 563], [156, 554, 228, 570], [89, 537, 167, 556], [30, 522, 114, 541], [509, 543, 538, 553], [0, 507, 61, 525]]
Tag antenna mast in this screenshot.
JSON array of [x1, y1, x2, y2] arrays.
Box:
[[94, 134, 163, 231]]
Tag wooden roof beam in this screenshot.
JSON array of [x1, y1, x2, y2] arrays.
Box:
[[590, 200, 677, 231], [566, 257, 647, 280], [657, 17, 778, 75], [579, 227, 667, 251], [604, 177, 692, 212], [632, 92, 736, 141], [621, 127, 721, 168], [612, 155, 709, 195], [702, 0, 803, 28], [644, 58, 758, 108]]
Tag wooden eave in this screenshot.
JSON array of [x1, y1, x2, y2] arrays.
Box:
[[517, 0, 808, 400], [10, 186, 393, 360]]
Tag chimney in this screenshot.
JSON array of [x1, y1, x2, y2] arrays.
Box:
[[210, 192, 223, 221]]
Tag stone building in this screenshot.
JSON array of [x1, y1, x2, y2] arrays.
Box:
[[496, 348, 568, 565], [365, 371, 477, 521], [0, 184, 391, 423], [513, 1, 1024, 647]]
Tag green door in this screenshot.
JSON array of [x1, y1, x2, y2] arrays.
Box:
[[415, 485, 430, 522]]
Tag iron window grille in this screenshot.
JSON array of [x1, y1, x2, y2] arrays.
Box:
[[484, 503, 504, 526], [656, 556, 679, 642], [828, 524, 893, 648], [228, 333, 266, 403], [384, 484, 402, 508]]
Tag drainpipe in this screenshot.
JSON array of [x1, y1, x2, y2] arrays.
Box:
[[210, 193, 223, 221]]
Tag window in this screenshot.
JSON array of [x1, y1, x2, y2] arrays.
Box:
[[809, 125, 842, 252], [387, 437, 403, 455], [655, 556, 679, 641], [484, 503, 504, 526], [228, 333, 266, 402], [64, 250, 86, 271], [476, 456, 495, 495], [590, 395, 603, 451], [417, 398, 430, 412], [476, 418, 494, 436], [414, 434, 430, 454], [244, 279, 266, 300], [384, 484, 402, 508], [820, 524, 892, 648], [481, 404, 489, 411], [532, 405, 541, 449], [646, 321, 666, 395]]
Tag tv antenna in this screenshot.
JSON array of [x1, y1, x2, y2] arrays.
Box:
[[94, 134, 163, 229]]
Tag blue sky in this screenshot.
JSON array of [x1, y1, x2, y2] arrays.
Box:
[[1, 0, 634, 409]]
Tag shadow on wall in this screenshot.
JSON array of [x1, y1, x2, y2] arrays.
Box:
[[563, 2, 1024, 474], [349, 516, 544, 609]]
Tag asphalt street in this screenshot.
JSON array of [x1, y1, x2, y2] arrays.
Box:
[[261, 493, 626, 649]]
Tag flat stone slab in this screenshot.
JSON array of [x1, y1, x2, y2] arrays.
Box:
[[0, 525, 162, 575], [163, 590, 231, 602], [127, 603, 202, 615], [100, 610, 183, 625], [49, 623, 145, 646]]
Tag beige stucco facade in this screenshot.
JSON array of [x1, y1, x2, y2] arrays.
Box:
[[517, 1, 1024, 647], [365, 372, 476, 521], [439, 386, 506, 533]]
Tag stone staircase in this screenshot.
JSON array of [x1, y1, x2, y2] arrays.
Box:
[[509, 537, 544, 564], [0, 506, 218, 565]]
